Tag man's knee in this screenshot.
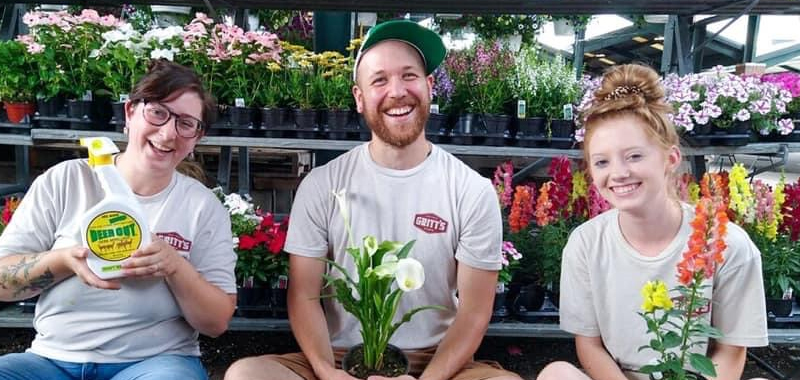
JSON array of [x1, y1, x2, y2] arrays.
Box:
[[225, 355, 291, 380], [536, 361, 585, 380]]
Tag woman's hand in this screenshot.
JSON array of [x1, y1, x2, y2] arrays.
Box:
[[121, 235, 184, 278], [60, 246, 121, 290]]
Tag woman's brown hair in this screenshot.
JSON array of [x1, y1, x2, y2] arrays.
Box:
[[129, 59, 217, 128]]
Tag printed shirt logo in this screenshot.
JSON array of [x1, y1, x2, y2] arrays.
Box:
[[156, 232, 192, 254], [413, 213, 448, 234]]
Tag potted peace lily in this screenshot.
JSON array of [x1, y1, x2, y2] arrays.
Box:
[[328, 190, 443, 378]]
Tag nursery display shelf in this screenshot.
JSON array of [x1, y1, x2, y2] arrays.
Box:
[[18, 129, 800, 158], [0, 134, 33, 146], [2, 305, 800, 343]]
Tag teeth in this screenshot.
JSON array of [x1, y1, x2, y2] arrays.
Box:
[[612, 183, 638, 194], [386, 106, 412, 116], [150, 141, 173, 152]]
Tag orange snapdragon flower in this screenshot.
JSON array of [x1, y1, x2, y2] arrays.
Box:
[[509, 185, 535, 233], [677, 196, 728, 285]]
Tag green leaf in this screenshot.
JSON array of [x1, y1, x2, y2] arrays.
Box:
[[689, 353, 717, 377], [662, 331, 682, 349]]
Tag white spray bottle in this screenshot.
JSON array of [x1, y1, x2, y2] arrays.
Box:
[[79, 137, 151, 279]]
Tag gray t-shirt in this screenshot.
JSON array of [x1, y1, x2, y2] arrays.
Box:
[[0, 159, 236, 363], [285, 143, 502, 350], [559, 203, 768, 379]]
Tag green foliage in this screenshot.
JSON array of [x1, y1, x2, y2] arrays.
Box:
[[322, 238, 444, 373], [639, 278, 722, 380], [435, 14, 543, 45], [313, 51, 354, 111], [550, 15, 592, 31], [95, 43, 146, 100], [753, 233, 800, 299], [0, 40, 38, 102], [514, 46, 580, 120]]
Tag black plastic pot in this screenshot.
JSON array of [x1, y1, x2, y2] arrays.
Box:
[[341, 343, 409, 379]]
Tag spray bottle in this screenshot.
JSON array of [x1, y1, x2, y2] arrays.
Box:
[[79, 137, 150, 279]]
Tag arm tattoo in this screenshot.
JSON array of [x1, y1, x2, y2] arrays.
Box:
[[0, 253, 56, 298]]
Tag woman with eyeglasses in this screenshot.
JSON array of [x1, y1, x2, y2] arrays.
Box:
[[0, 60, 236, 380]]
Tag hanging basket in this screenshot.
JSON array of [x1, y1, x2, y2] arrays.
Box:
[[552, 19, 574, 36]]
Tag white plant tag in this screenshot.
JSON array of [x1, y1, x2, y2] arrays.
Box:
[[119, 94, 129, 102], [562, 104, 573, 120], [430, 103, 439, 114], [235, 98, 246, 107], [82, 90, 93, 101], [517, 100, 527, 119]]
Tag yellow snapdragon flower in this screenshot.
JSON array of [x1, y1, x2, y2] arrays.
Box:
[[641, 280, 673, 312]]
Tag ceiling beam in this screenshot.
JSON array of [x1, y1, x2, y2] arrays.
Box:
[[755, 42, 800, 66], [582, 24, 664, 52], [5, 0, 800, 15]]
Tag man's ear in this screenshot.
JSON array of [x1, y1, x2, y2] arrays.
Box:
[[353, 84, 364, 114]]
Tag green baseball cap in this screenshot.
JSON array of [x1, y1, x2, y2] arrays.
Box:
[[354, 20, 446, 81]]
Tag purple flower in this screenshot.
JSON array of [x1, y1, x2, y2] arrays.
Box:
[[778, 118, 795, 135], [735, 109, 751, 121]]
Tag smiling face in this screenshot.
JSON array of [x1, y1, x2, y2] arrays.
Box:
[[586, 114, 681, 216], [124, 90, 203, 175], [353, 40, 433, 148]]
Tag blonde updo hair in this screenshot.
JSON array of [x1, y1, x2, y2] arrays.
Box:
[[582, 64, 679, 164]]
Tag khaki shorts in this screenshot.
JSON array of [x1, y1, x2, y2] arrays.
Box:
[[267, 346, 518, 380]]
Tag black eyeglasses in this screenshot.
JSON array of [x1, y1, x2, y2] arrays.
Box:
[[142, 101, 204, 138]]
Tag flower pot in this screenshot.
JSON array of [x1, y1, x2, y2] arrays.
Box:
[[710, 120, 751, 146], [3, 102, 35, 124], [451, 113, 475, 145], [269, 288, 288, 318], [111, 102, 126, 132], [325, 109, 353, 138], [517, 117, 545, 138], [260, 107, 283, 129], [648, 371, 707, 380], [513, 284, 546, 315], [229, 106, 257, 128], [491, 289, 510, 322], [766, 298, 793, 318], [341, 343, 409, 379], [36, 96, 65, 117], [151, 5, 192, 27], [548, 119, 575, 149], [236, 286, 270, 318], [67, 99, 92, 129], [552, 19, 574, 36]]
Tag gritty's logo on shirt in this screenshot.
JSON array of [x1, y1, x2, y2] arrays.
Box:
[[156, 232, 192, 254], [413, 213, 448, 234]]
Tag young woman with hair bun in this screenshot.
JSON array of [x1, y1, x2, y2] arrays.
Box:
[[536, 64, 767, 380]]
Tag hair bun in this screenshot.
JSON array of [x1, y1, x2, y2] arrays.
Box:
[[594, 64, 664, 106]]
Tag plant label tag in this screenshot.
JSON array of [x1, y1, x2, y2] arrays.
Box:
[[430, 103, 439, 114], [274, 275, 288, 289], [235, 98, 246, 107], [119, 94, 129, 102], [562, 104, 573, 120], [496, 282, 505, 293], [517, 100, 526, 119], [83, 91, 93, 101]]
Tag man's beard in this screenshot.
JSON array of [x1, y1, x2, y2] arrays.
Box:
[[362, 98, 429, 148]]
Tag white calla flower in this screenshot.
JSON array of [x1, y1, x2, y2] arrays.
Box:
[[395, 258, 425, 292], [373, 253, 399, 278], [363, 236, 378, 257]]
